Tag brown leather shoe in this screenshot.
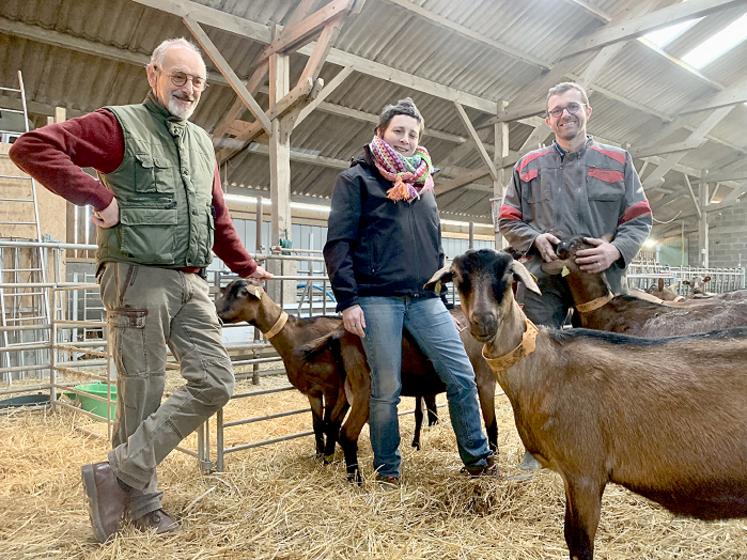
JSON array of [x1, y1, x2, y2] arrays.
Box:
[[81, 462, 130, 543], [133, 509, 180, 534]]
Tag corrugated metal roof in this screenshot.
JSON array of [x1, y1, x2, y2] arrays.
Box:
[[0, 0, 744, 230]]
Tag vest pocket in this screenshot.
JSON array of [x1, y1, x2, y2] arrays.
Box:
[[119, 206, 177, 265], [134, 153, 174, 194]]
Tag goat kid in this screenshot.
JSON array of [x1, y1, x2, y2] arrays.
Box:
[[214, 280, 472, 482], [547, 236, 747, 336], [425, 248, 747, 560]]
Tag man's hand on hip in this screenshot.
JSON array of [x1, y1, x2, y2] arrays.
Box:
[[575, 237, 621, 273], [533, 232, 561, 262], [92, 198, 120, 229]]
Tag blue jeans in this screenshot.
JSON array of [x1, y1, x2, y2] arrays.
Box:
[[358, 295, 492, 477]]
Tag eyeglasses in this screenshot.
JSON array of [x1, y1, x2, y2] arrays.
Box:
[[546, 102, 586, 118], [155, 66, 208, 91]]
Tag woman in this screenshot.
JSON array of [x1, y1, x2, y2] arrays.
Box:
[[323, 98, 495, 485]]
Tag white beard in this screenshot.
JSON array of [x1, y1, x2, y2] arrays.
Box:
[[167, 97, 195, 120]]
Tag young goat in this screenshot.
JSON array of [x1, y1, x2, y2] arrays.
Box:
[[215, 280, 497, 482], [549, 237, 747, 336], [426, 249, 747, 560], [645, 277, 685, 302]]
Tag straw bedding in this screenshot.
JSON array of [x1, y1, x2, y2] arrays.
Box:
[[0, 377, 744, 560]]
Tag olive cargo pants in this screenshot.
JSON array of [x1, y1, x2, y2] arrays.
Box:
[[98, 263, 234, 518]]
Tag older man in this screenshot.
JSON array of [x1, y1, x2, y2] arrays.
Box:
[[498, 81, 652, 469], [10, 38, 270, 542]]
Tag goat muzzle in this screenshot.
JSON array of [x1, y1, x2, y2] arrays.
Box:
[[469, 311, 498, 343]]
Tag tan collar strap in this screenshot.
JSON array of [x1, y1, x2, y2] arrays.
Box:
[[575, 293, 614, 313], [264, 311, 289, 339], [481, 318, 539, 374]]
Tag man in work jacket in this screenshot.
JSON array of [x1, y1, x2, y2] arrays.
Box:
[[498, 82, 652, 469], [10, 37, 271, 543]]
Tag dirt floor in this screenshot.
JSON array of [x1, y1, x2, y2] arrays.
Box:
[[0, 378, 745, 560]]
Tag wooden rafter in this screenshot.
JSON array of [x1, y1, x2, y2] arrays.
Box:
[[294, 66, 354, 128], [211, 0, 318, 148], [381, 0, 549, 70], [643, 106, 734, 188], [557, 0, 744, 60], [261, 0, 352, 59], [453, 102, 497, 180], [182, 16, 272, 135]]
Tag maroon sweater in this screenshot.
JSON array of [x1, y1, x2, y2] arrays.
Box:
[[9, 109, 257, 276]]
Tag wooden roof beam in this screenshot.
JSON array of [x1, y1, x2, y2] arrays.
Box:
[[557, 0, 744, 61], [261, 0, 355, 59], [380, 0, 550, 70]]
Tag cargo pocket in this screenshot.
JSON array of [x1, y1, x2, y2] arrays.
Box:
[[587, 168, 624, 223], [119, 206, 177, 265], [134, 153, 174, 194], [108, 308, 148, 376]]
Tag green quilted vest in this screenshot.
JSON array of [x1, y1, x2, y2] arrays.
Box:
[[97, 95, 215, 268]]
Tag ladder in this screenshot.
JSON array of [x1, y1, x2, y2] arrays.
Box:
[[0, 70, 50, 384]]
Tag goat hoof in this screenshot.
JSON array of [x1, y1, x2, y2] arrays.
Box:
[[411, 441, 421, 450], [346, 470, 363, 486], [323, 453, 335, 465]]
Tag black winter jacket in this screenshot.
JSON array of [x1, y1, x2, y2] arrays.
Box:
[[323, 147, 444, 312]]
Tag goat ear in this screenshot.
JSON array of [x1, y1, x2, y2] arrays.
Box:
[[511, 260, 541, 295], [423, 265, 453, 292], [245, 284, 264, 299]]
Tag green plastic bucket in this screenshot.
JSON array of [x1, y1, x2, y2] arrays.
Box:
[[64, 383, 117, 420]]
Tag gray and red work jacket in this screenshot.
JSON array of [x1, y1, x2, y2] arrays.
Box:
[[498, 136, 652, 290]]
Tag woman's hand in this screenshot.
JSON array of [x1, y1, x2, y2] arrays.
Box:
[[342, 305, 366, 338]]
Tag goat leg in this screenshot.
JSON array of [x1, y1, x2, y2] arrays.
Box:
[[563, 478, 604, 560], [412, 397, 424, 450], [308, 395, 326, 459], [424, 394, 439, 426]]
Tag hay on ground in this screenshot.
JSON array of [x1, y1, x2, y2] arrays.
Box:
[[0, 378, 745, 560]]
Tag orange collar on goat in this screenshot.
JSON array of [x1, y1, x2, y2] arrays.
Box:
[[264, 310, 289, 339], [481, 318, 539, 374], [575, 292, 614, 313]]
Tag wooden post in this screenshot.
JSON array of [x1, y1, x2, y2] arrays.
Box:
[[493, 101, 509, 249], [268, 52, 292, 248], [268, 51, 295, 304]]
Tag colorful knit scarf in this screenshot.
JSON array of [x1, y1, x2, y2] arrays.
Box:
[[369, 135, 434, 203]]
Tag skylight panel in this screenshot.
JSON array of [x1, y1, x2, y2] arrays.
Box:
[[681, 12, 747, 69], [642, 17, 702, 49]]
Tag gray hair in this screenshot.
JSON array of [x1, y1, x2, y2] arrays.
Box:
[[376, 97, 425, 136], [546, 82, 590, 108], [149, 37, 203, 68]]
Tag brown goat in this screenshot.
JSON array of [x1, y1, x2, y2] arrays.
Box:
[[645, 278, 685, 302], [426, 248, 747, 560], [549, 237, 747, 336], [215, 280, 497, 483]]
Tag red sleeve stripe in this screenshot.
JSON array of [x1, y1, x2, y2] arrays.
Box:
[[590, 145, 626, 166], [619, 200, 652, 224], [499, 204, 522, 221], [517, 147, 553, 172], [588, 168, 624, 184], [520, 168, 538, 182]]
